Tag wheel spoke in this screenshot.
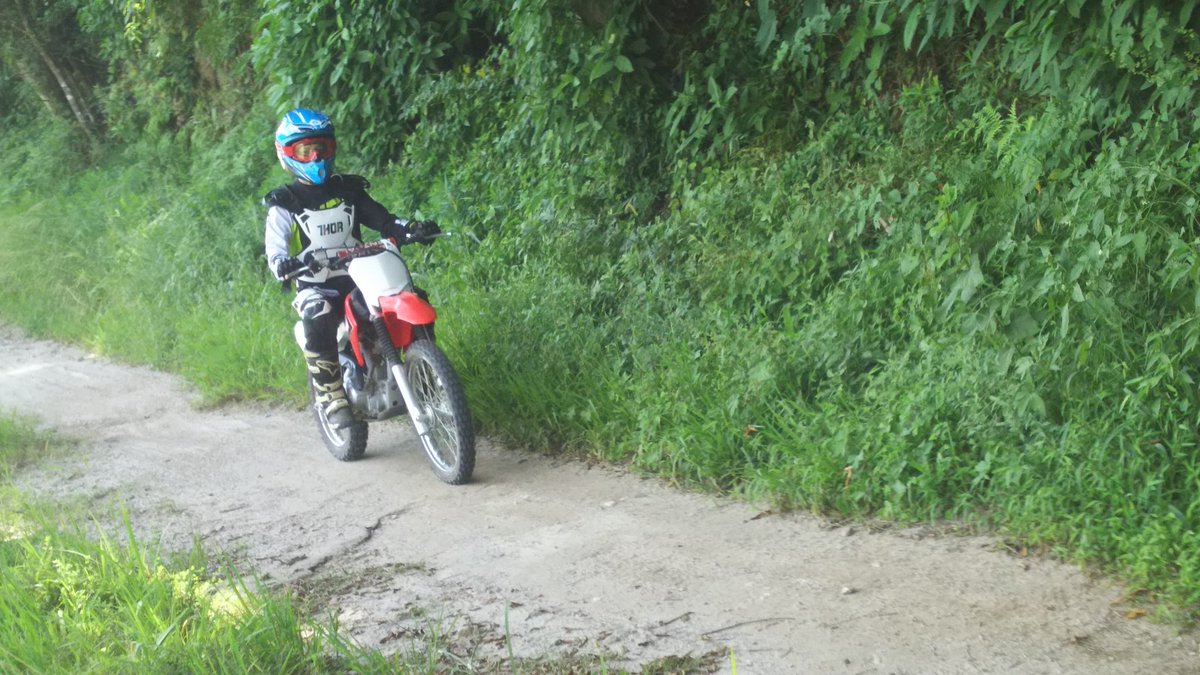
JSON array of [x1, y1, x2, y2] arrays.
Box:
[[411, 357, 459, 469], [403, 340, 474, 484]]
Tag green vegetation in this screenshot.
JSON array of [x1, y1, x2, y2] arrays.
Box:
[[2, 0, 1199, 618], [0, 416, 341, 673], [0, 414, 61, 476], [2, 524, 348, 672]]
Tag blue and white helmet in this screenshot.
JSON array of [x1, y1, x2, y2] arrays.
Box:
[[274, 108, 336, 185]]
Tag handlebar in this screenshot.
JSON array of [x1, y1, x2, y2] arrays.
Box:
[[280, 233, 450, 281]]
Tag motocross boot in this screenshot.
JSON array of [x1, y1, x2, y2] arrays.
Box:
[[303, 349, 355, 429]]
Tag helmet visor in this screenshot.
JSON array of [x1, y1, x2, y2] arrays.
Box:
[[281, 137, 336, 163]]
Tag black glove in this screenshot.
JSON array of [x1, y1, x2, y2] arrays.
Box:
[[408, 219, 441, 245], [273, 256, 307, 280]]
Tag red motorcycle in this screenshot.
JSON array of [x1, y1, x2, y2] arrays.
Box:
[[285, 236, 474, 484]]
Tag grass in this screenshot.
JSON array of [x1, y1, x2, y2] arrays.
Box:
[[0, 415, 356, 673], [2, 525, 338, 673], [0, 414, 65, 477]]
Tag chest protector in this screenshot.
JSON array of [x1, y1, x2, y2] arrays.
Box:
[[293, 200, 358, 283]]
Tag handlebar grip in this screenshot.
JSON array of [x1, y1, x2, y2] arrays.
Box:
[[282, 266, 308, 281], [281, 259, 319, 281]]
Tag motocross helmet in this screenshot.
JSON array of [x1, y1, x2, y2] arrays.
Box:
[[274, 108, 336, 185]]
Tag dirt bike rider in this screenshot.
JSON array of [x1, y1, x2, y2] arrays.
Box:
[[263, 107, 440, 430]]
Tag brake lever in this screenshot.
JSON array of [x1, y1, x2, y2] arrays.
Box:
[[405, 231, 451, 246]]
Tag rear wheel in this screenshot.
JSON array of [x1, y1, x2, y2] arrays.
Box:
[[404, 339, 474, 484], [309, 375, 368, 461]]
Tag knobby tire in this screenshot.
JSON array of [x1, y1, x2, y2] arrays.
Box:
[[404, 338, 475, 484]]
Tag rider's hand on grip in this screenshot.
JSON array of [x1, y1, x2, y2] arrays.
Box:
[[273, 256, 307, 280], [409, 219, 441, 245]]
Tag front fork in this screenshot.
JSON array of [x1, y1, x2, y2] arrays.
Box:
[[371, 316, 432, 440]]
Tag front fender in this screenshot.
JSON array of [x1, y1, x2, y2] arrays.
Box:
[[379, 291, 436, 348]]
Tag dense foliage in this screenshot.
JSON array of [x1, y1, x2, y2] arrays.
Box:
[[2, 0, 1199, 615]]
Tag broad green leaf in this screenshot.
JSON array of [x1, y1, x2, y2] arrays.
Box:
[[1007, 312, 1040, 341], [839, 11, 869, 70], [867, 43, 885, 72], [756, 0, 778, 53], [589, 60, 613, 81], [1132, 232, 1147, 260], [985, 0, 1007, 26], [614, 55, 633, 73], [1181, 0, 1199, 26], [903, 10, 920, 50]]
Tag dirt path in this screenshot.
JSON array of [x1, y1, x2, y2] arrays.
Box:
[[1, 326, 1196, 674]]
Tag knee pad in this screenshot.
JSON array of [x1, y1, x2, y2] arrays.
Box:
[[292, 288, 334, 321], [293, 288, 341, 353]]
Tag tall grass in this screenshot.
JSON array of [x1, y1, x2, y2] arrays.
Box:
[[1, 417, 321, 672], [0, 113, 302, 404], [3, 527, 329, 673], [0, 415, 333, 667]]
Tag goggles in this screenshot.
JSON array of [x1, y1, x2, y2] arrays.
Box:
[[280, 136, 336, 162]]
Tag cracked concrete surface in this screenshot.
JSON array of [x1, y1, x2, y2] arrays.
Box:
[[2, 326, 1198, 674]]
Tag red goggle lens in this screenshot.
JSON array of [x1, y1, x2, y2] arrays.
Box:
[[281, 137, 335, 162]]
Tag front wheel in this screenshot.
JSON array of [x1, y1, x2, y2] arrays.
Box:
[[404, 339, 475, 484], [310, 375, 368, 461]]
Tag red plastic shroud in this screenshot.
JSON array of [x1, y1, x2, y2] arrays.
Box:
[[343, 292, 437, 366]]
